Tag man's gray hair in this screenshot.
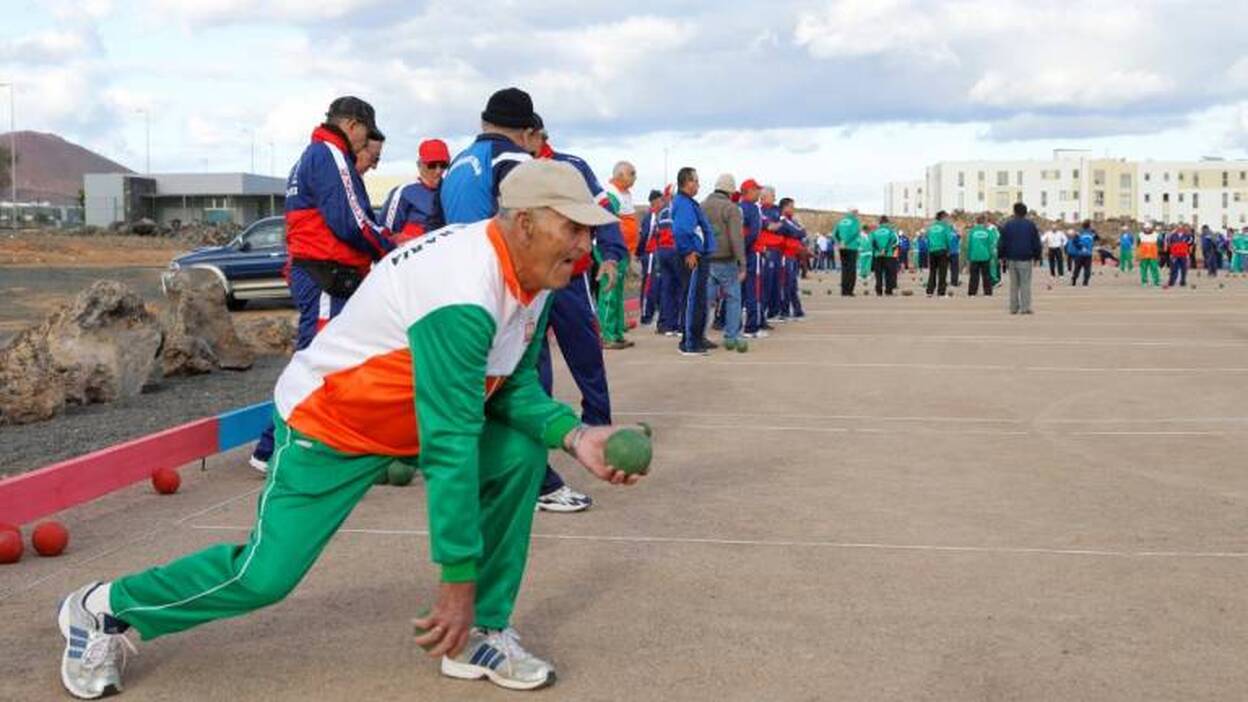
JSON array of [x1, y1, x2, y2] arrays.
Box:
[[612, 161, 635, 178], [760, 186, 776, 198]]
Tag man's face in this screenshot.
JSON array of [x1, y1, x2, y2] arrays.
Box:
[[781, 202, 795, 217], [682, 173, 699, 197], [760, 192, 774, 207], [418, 159, 448, 188], [356, 139, 383, 174], [343, 119, 371, 153], [616, 166, 637, 189], [516, 208, 592, 290], [742, 187, 759, 203], [526, 129, 547, 157]]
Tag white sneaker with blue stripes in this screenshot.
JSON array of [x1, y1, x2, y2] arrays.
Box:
[[441, 627, 555, 691], [58, 582, 136, 699]]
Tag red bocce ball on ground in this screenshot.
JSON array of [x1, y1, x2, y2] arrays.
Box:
[[0, 529, 23, 564], [32, 521, 69, 557], [152, 467, 181, 495]]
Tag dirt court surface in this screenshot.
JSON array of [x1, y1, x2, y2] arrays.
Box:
[[2, 266, 1247, 701]]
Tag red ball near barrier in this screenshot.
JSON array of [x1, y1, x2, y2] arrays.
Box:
[[32, 521, 69, 557], [152, 468, 181, 495], [0, 530, 23, 564]]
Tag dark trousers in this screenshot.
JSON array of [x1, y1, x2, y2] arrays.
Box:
[[679, 257, 709, 352], [655, 248, 682, 333], [968, 260, 993, 296], [919, 251, 929, 269], [763, 248, 783, 316], [1168, 256, 1189, 287], [949, 254, 960, 286], [1047, 248, 1064, 276], [873, 257, 898, 295], [784, 256, 803, 317], [926, 251, 950, 295], [743, 251, 763, 333], [1071, 256, 1092, 286], [639, 251, 657, 323], [537, 272, 611, 494], [253, 265, 348, 461], [839, 248, 858, 295]]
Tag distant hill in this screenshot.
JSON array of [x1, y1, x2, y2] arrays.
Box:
[[0, 131, 132, 206]]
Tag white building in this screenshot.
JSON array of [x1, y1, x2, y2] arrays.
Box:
[[882, 180, 925, 218], [886, 151, 1248, 227]]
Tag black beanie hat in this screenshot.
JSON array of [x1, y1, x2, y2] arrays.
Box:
[[481, 87, 537, 129]]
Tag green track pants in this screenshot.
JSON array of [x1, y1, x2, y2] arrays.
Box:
[[111, 416, 546, 640], [1119, 251, 1134, 271], [597, 265, 627, 342], [1139, 258, 1160, 286]]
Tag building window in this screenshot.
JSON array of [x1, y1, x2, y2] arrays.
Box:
[[1059, 191, 1067, 201], [1073, 190, 1080, 201], [1093, 170, 1105, 186], [1094, 191, 1105, 206], [1194, 173, 1200, 187], [1119, 174, 1131, 189], [1236, 192, 1243, 202], [1223, 171, 1229, 187], [1163, 193, 1170, 202], [1179, 193, 1185, 203], [996, 171, 1008, 186], [978, 171, 985, 183], [1072, 169, 1080, 179], [957, 172, 965, 187], [1193, 193, 1199, 208], [1016, 170, 1024, 186], [977, 191, 984, 202], [1241, 214, 1246, 224], [1119, 193, 1132, 210], [1179, 172, 1185, 182], [1223, 192, 1229, 208], [1144, 193, 1151, 203], [1144, 172, 1151, 182], [1164, 172, 1170, 182], [1041, 191, 1048, 207]]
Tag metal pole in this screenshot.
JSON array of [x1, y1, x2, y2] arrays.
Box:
[[2, 83, 15, 229]]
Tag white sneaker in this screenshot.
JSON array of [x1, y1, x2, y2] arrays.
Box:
[[249, 455, 269, 474], [536, 485, 593, 512], [58, 582, 136, 699], [442, 627, 555, 691]]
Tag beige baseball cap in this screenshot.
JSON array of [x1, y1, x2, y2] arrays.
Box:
[[499, 159, 619, 227]]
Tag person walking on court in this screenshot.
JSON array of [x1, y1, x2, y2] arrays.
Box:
[[999, 202, 1042, 314], [924, 211, 954, 297], [834, 208, 861, 296], [1070, 221, 1095, 286], [1044, 228, 1066, 277], [966, 214, 995, 296]]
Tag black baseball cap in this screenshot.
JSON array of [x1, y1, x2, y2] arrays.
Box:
[[326, 96, 384, 141]]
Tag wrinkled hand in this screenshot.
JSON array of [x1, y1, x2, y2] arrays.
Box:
[[600, 260, 618, 291], [684, 253, 699, 270], [565, 425, 643, 486], [413, 581, 476, 658]]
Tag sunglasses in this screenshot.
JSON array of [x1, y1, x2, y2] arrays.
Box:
[[423, 162, 449, 170]]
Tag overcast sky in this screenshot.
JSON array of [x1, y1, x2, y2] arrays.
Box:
[[6, 0, 1248, 211]]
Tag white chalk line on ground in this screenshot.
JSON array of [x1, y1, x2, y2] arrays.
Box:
[[623, 360, 1248, 373], [769, 334, 1248, 348], [0, 486, 262, 601], [679, 423, 1220, 437], [185, 524, 1248, 560], [614, 410, 1248, 425]]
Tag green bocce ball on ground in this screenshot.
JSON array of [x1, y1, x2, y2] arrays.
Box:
[[388, 461, 416, 487], [604, 426, 653, 476]]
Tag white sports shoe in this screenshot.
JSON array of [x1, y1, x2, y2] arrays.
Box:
[[536, 485, 592, 512], [442, 627, 556, 691], [248, 455, 269, 474], [58, 582, 136, 699]]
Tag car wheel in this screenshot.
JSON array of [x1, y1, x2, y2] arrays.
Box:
[[226, 295, 248, 311]]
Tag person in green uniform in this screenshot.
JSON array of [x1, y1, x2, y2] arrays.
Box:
[[1232, 228, 1248, 274], [53, 160, 646, 699], [966, 214, 996, 296], [871, 215, 900, 295], [925, 210, 955, 297], [834, 209, 862, 296], [988, 221, 1002, 286], [857, 225, 874, 281]]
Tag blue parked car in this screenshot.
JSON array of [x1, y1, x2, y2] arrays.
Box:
[[163, 216, 290, 310]]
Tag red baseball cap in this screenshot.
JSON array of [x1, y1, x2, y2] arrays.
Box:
[[740, 178, 761, 193], [418, 139, 450, 163]]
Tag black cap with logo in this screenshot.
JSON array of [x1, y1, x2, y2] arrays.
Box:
[[326, 96, 384, 141]]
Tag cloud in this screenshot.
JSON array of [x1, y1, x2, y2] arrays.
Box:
[[969, 69, 1173, 109], [983, 113, 1186, 141]]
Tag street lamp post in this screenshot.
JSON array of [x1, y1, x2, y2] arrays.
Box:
[[1, 82, 15, 229], [135, 108, 150, 173]]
